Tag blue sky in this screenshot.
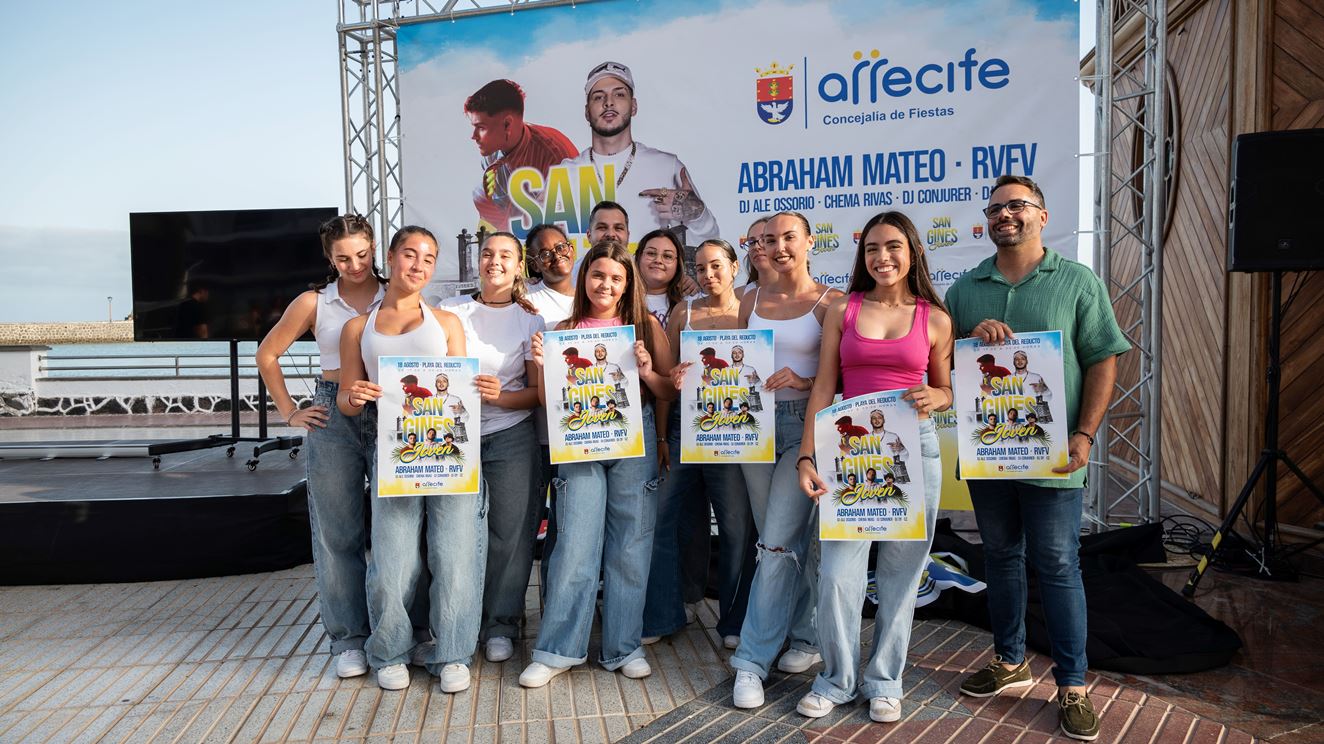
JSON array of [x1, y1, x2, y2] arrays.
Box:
[[0, 0, 1092, 323]]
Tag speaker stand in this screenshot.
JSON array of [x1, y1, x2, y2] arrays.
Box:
[[1183, 271, 1324, 596]]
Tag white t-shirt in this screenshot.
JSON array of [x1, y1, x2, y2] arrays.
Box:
[[563, 140, 720, 245], [645, 293, 673, 328], [528, 285, 575, 330], [440, 296, 544, 435]]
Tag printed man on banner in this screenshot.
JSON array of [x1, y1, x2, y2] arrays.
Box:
[[562, 61, 720, 246], [465, 79, 578, 231], [946, 175, 1129, 741]]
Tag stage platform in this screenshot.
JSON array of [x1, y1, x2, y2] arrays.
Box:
[[0, 419, 313, 586]]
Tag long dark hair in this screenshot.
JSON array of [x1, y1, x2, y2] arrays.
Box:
[[635, 228, 686, 310], [312, 214, 386, 292], [568, 239, 656, 354], [846, 211, 947, 313], [474, 231, 537, 315]]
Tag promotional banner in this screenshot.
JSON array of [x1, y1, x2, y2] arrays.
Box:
[[397, 0, 1080, 508], [377, 356, 482, 496], [814, 389, 928, 541], [397, 0, 1080, 290], [542, 326, 645, 464], [953, 331, 1068, 479], [678, 328, 775, 464]]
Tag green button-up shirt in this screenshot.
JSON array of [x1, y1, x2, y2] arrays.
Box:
[[945, 248, 1130, 489]]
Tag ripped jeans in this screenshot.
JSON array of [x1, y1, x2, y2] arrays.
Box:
[[532, 405, 659, 672], [733, 398, 820, 679]]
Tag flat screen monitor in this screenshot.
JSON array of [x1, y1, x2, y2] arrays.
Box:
[[130, 207, 338, 341]]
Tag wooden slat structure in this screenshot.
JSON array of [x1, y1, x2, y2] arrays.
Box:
[[1100, 0, 1324, 534]]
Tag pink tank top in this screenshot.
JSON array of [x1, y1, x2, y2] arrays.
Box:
[[839, 293, 930, 399]]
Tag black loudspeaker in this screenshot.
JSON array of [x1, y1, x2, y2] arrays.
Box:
[[1228, 128, 1324, 273]]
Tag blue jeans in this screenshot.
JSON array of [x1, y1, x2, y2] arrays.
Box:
[[305, 380, 372, 655], [479, 417, 541, 640], [363, 403, 488, 673], [969, 480, 1088, 687], [813, 419, 941, 703], [533, 405, 659, 671], [643, 416, 755, 638], [733, 399, 819, 679]]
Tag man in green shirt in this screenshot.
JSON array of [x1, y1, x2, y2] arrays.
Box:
[[945, 175, 1129, 742]]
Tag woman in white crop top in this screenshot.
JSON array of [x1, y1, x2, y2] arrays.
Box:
[[336, 227, 478, 696], [730, 212, 844, 710], [256, 214, 386, 683]]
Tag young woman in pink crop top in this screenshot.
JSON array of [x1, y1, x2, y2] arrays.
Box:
[[794, 211, 954, 725]]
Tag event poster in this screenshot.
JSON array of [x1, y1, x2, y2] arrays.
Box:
[[397, 0, 1080, 290], [953, 331, 1069, 478], [677, 329, 775, 463], [542, 326, 645, 464], [814, 389, 928, 541], [376, 356, 482, 496]]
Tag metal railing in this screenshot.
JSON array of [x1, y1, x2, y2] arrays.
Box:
[[38, 351, 323, 379]]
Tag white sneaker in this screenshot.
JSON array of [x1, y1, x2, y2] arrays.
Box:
[[485, 637, 514, 663], [335, 649, 368, 678], [620, 657, 652, 679], [869, 696, 902, 723], [408, 641, 434, 667], [723, 635, 740, 650], [518, 661, 569, 688], [685, 603, 699, 624], [641, 636, 662, 645], [797, 691, 836, 718], [377, 663, 410, 690], [732, 670, 765, 708], [438, 663, 471, 693], [776, 648, 823, 673]]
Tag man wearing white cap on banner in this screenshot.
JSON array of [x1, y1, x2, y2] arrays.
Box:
[[564, 61, 720, 246]]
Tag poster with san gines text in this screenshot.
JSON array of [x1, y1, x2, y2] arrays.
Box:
[[542, 327, 645, 464], [678, 329, 775, 463], [953, 331, 1068, 478], [377, 356, 482, 496], [814, 389, 928, 541]]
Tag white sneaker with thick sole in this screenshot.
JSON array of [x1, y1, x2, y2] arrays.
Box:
[[620, 657, 651, 679], [518, 661, 569, 688], [377, 664, 410, 690], [485, 637, 514, 663], [796, 691, 836, 718], [723, 635, 740, 650], [439, 663, 471, 693], [335, 649, 368, 678], [732, 670, 765, 708], [776, 648, 823, 673], [869, 696, 902, 723]]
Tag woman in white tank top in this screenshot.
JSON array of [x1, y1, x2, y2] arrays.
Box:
[[730, 212, 844, 709], [336, 227, 479, 696], [642, 238, 758, 650], [256, 214, 385, 682]]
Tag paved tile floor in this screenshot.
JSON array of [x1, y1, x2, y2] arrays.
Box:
[[0, 560, 1287, 743]]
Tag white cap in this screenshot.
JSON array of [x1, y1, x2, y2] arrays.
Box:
[[584, 61, 634, 95]]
